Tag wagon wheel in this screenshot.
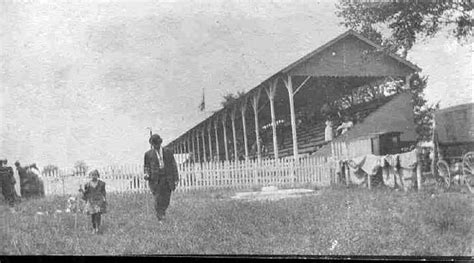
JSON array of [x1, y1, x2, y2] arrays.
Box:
[[462, 152, 474, 193], [436, 160, 451, 189]]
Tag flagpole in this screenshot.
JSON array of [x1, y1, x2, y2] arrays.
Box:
[[199, 87, 206, 112], [199, 87, 215, 119]]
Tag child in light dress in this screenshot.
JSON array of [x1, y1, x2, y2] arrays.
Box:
[[79, 169, 107, 234]]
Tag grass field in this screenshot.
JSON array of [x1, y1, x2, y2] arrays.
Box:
[[1, 186, 472, 256]]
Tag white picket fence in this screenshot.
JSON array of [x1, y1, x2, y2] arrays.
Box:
[[41, 165, 149, 196], [179, 156, 335, 191], [40, 155, 336, 196]]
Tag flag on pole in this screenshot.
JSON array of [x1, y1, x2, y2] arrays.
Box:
[[198, 88, 205, 112], [149, 128, 152, 150]]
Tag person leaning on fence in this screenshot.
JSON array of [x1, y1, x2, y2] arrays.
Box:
[[79, 169, 107, 234], [144, 133, 179, 222]]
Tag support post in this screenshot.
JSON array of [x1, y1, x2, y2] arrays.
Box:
[[222, 113, 229, 161], [187, 134, 191, 162], [231, 107, 238, 161], [185, 135, 188, 158], [416, 148, 422, 191], [191, 131, 196, 162], [240, 98, 249, 161], [265, 80, 279, 159], [196, 131, 201, 163], [283, 74, 299, 160], [201, 128, 207, 162], [251, 89, 262, 161], [367, 174, 371, 190], [345, 164, 350, 186], [214, 119, 220, 161], [207, 123, 213, 161]]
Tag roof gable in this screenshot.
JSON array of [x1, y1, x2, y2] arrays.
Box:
[[283, 30, 420, 77]]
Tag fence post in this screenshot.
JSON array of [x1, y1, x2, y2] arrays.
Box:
[[416, 151, 422, 191], [253, 159, 258, 187], [345, 163, 350, 186], [367, 173, 371, 190]]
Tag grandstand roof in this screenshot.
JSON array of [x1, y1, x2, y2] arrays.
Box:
[[168, 29, 421, 146]]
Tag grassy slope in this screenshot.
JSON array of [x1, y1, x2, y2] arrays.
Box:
[[1, 187, 472, 255]]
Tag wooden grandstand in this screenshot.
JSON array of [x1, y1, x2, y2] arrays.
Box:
[[166, 30, 421, 163]]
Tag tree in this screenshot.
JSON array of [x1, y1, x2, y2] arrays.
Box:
[[221, 90, 246, 108], [407, 73, 440, 141], [74, 160, 88, 176], [336, 1, 465, 140], [336, 1, 472, 58]]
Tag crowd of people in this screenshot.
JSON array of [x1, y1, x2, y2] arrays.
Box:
[[0, 159, 45, 211]]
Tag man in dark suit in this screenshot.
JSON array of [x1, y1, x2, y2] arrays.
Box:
[[144, 134, 179, 221]]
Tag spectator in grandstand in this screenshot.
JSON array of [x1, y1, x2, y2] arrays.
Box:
[[336, 115, 354, 135], [79, 169, 107, 234], [144, 134, 179, 222], [320, 103, 337, 121]]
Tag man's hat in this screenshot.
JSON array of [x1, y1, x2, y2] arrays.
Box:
[[149, 134, 163, 145]]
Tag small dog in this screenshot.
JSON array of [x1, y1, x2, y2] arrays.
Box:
[[66, 196, 85, 213]]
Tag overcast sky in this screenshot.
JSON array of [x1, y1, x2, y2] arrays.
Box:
[[1, 0, 471, 169]]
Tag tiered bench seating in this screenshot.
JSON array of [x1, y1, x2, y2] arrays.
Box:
[[261, 95, 396, 159]]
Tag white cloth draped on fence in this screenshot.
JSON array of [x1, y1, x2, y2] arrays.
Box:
[[343, 149, 418, 190]]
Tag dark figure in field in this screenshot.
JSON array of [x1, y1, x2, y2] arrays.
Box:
[[80, 169, 107, 234], [144, 134, 179, 221], [0, 159, 16, 208], [15, 161, 44, 199]]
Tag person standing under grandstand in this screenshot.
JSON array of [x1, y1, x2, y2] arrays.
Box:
[[324, 119, 334, 142], [80, 169, 107, 234], [336, 115, 354, 135], [0, 159, 17, 210], [144, 134, 179, 222]]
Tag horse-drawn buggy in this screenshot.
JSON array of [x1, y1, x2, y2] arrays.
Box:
[[432, 103, 473, 192]]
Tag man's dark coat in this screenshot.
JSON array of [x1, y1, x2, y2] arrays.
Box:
[[144, 147, 179, 193]]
